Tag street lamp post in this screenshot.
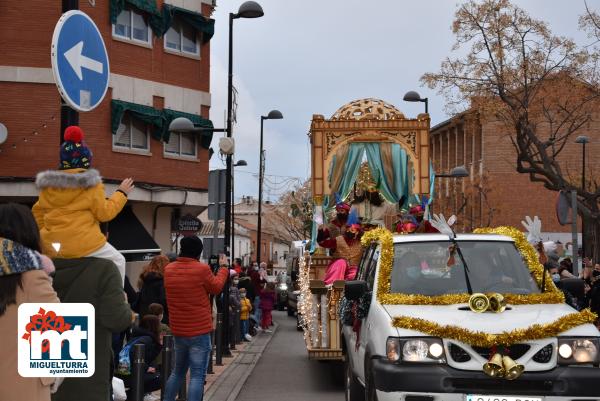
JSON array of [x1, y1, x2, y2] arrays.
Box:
[[256, 110, 283, 265], [223, 0, 263, 356], [432, 166, 470, 223], [403, 90, 429, 114], [575, 135, 590, 258], [231, 159, 247, 267]]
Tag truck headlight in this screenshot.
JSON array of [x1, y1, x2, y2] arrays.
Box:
[[392, 337, 446, 363], [558, 338, 599, 365]]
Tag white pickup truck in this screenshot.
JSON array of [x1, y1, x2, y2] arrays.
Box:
[[342, 230, 600, 401]]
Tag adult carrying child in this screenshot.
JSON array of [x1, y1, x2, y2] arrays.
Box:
[[32, 126, 134, 285]]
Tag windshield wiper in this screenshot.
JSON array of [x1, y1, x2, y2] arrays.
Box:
[[449, 230, 473, 295]]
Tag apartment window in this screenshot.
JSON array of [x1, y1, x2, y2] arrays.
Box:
[[164, 19, 200, 56], [113, 114, 150, 152], [113, 8, 151, 44], [164, 132, 197, 158]]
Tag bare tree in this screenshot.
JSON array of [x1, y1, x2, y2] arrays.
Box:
[[423, 0, 600, 260], [269, 180, 313, 241]]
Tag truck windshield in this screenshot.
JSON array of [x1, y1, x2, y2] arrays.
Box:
[[390, 241, 541, 296]]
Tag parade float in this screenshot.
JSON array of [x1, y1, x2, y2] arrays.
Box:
[[300, 98, 432, 360], [298, 99, 599, 401]]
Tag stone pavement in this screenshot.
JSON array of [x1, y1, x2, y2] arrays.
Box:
[[204, 324, 278, 401], [147, 324, 277, 401]]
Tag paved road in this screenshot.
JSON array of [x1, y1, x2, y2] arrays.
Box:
[[236, 310, 345, 401]]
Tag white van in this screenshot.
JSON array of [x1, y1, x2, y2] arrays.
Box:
[[342, 232, 600, 401]]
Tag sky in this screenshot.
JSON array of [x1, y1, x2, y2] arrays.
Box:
[[208, 0, 600, 202]]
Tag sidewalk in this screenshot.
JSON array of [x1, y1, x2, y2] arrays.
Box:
[[204, 324, 278, 401]]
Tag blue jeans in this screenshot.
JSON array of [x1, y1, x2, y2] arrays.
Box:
[[163, 333, 211, 401], [253, 297, 262, 324], [241, 319, 249, 337]]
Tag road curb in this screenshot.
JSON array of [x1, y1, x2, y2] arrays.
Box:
[[204, 323, 279, 401]]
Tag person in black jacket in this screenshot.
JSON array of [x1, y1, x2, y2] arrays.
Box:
[[136, 255, 169, 324], [119, 315, 162, 399]]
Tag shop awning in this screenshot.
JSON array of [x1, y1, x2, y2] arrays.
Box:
[[108, 206, 162, 262], [111, 100, 165, 140], [151, 4, 215, 42], [110, 0, 163, 36], [161, 108, 213, 148], [111, 100, 214, 149]]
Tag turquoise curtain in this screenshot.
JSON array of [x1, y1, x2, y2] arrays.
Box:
[[328, 143, 365, 208], [364, 143, 396, 203], [363, 143, 410, 204], [429, 162, 436, 202]]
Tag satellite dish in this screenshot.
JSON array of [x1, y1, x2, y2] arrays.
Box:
[[0, 123, 7, 145]]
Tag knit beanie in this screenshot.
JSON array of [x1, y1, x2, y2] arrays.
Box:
[[59, 126, 92, 170], [0, 238, 42, 276], [180, 236, 204, 259]]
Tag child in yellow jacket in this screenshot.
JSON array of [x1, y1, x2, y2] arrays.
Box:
[[32, 126, 134, 285], [239, 288, 253, 341]]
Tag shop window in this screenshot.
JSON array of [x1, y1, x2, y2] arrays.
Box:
[[113, 8, 152, 45], [113, 114, 150, 152], [164, 18, 200, 56], [164, 132, 197, 158]]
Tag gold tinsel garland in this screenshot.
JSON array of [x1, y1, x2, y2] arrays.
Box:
[[361, 226, 565, 305], [392, 309, 598, 347]]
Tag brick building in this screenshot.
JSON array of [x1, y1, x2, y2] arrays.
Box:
[[0, 0, 215, 281], [430, 107, 600, 242]]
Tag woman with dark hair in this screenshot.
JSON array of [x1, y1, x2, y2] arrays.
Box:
[[136, 255, 170, 324], [0, 203, 60, 401]]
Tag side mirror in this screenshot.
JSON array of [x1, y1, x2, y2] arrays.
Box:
[[345, 280, 368, 301]]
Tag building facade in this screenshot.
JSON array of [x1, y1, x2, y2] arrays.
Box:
[[0, 0, 215, 278], [430, 108, 600, 242], [234, 196, 291, 268]]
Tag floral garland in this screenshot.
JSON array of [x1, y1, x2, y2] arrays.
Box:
[[392, 309, 598, 347], [361, 226, 565, 305]]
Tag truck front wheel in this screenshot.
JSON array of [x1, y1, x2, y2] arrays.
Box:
[[344, 357, 364, 401]]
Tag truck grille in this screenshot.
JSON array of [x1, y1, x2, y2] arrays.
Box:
[[471, 344, 530, 360]]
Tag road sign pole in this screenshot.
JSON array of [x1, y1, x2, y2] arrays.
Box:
[[60, 0, 79, 143]]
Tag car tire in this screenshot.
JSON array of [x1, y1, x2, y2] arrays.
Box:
[[345, 357, 364, 401]]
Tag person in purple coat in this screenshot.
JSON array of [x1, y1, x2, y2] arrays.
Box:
[[259, 282, 276, 331]]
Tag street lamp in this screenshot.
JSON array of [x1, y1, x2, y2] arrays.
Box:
[[222, 0, 263, 357], [403, 90, 429, 114], [433, 165, 469, 221], [575, 135, 590, 258], [231, 159, 248, 267], [256, 110, 283, 265]]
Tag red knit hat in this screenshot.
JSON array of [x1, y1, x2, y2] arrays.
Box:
[[60, 126, 92, 170]]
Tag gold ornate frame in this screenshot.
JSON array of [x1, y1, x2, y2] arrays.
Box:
[[309, 99, 431, 204]]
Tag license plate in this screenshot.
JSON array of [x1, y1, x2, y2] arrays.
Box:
[[466, 396, 543, 401]]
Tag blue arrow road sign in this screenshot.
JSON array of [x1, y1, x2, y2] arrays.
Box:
[[51, 10, 110, 112]]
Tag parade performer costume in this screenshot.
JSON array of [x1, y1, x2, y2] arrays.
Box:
[[317, 199, 350, 245], [319, 211, 364, 285]]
